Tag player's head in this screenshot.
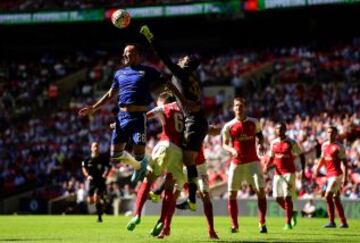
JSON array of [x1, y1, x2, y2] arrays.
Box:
[[233, 97, 246, 118], [91, 142, 100, 157], [157, 92, 175, 106], [275, 122, 287, 138], [327, 126, 338, 142], [123, 44, 141, 66], [178, 54, 200, 71]]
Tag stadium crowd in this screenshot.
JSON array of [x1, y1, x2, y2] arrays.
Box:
[[1, 42, 360, 205]]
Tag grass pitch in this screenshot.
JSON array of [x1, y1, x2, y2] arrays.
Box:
[[1, 215, 360, 242]]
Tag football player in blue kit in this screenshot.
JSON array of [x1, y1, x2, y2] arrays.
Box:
[[79, 44, 187, 182]]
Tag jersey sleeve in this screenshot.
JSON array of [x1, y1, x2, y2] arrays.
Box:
[[221, 123, 232, 144], [320, 142, 327, 158], [338, 144, 346, 160], [111, 71, 120, 90], [255, 119, 261, 133], [291, 140, 302, 157], [268, 140, 275, 158], [81, 159, 88, 169]]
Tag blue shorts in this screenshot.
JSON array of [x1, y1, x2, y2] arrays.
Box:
[[111, 111, 146, 146]]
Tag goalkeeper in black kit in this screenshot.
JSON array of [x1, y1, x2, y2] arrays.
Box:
[[140, 25, 208, 210], [82, 142, 111, 222]]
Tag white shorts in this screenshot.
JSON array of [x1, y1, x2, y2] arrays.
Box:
[[150, 141, 186, 191], [227, 161, 265, 192], [272, 173, 296, 198], [326, 175, 343, 194], [197, 163, 209, 193]]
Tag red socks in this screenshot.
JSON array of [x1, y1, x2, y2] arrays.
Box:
[[228, 199, 238, 229], [203, 200, 215, 233], [134, 181, 151, 217], [276, 197, 286, 209], [258, 197, 267, 225], [159, 188, 173, 222], [326, 195, 335, 223], [284, 197, 293, 225], [334, 197, 347, 225]]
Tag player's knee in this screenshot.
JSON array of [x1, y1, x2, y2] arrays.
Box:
[[228, 191, 237, 200], [88, 197, 95, 204], [325, 192, 333, 200], [111, 150, 124, 158], [257, 188, 266, 199]]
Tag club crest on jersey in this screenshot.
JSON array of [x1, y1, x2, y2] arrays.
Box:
[[138, 70, 145, 76]]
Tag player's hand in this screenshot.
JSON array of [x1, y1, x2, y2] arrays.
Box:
[[78, 106, 94, 117], [258, 143, 266, 156], [87, 175, 93, 181], [230, 149, 238, 158], [140, 25, 154, 43]]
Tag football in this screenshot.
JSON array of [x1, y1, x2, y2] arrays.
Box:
[[111, 9, 131, 29]]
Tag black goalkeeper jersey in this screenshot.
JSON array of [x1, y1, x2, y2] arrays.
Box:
[[82, 154, 110, 180]]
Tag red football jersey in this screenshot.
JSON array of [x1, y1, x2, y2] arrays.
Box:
[[195, 146, 205, 165], [148, 102, 183, 147], [321, 141, 346, 177], [269, 137, 302, 175], [222, 117, 260, 164]]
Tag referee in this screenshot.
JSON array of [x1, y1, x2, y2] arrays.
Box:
[[82, 142, 111, 222]]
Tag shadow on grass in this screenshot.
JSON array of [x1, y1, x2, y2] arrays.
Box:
[[0, 239, 60, 242], [199, 240, 344, 243]]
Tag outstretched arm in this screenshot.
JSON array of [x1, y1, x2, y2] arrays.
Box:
[[140, 25, 187, 81], [78, 88, 116, 116]]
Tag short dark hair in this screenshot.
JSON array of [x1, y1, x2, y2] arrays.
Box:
[[327, 126, 338, 133], [275, 122, 287, 130], [125, 43, 142, 55], [233, 96, 246, 104], [186, 54, 200, 71]]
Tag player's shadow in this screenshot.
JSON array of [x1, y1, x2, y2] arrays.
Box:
[[202, 240, 334, 243], [0, 239, 60, 242]]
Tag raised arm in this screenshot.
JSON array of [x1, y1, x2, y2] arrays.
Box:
[[140, 25, 187, 81]]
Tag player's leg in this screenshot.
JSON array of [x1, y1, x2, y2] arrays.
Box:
[[183, 150, 199, 209], [157, 151, 186, 239], [128, 144, 167, 231], [127, 175, 157, 231], [149, 177, 165, 203], [228, 163, 240, 232], [324, 176, 339, 228], [158, 186, 181, 239], [197, 163, 218, 239], [249, 162, 267, 233], [274, 175, 286, 209], [95, 189, 104, 223], [110, 120, 141, 170], [332, 176, 348, 228], [182, 115, 208, 209], [129, 114, 150, 182], [111, 113, 147, 182], [150, 175, 174, 237]]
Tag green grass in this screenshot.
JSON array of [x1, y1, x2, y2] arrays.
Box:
[[0, 215, 360, 242]]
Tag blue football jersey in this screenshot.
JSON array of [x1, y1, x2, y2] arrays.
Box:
[[111, 65, 161, 107]]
